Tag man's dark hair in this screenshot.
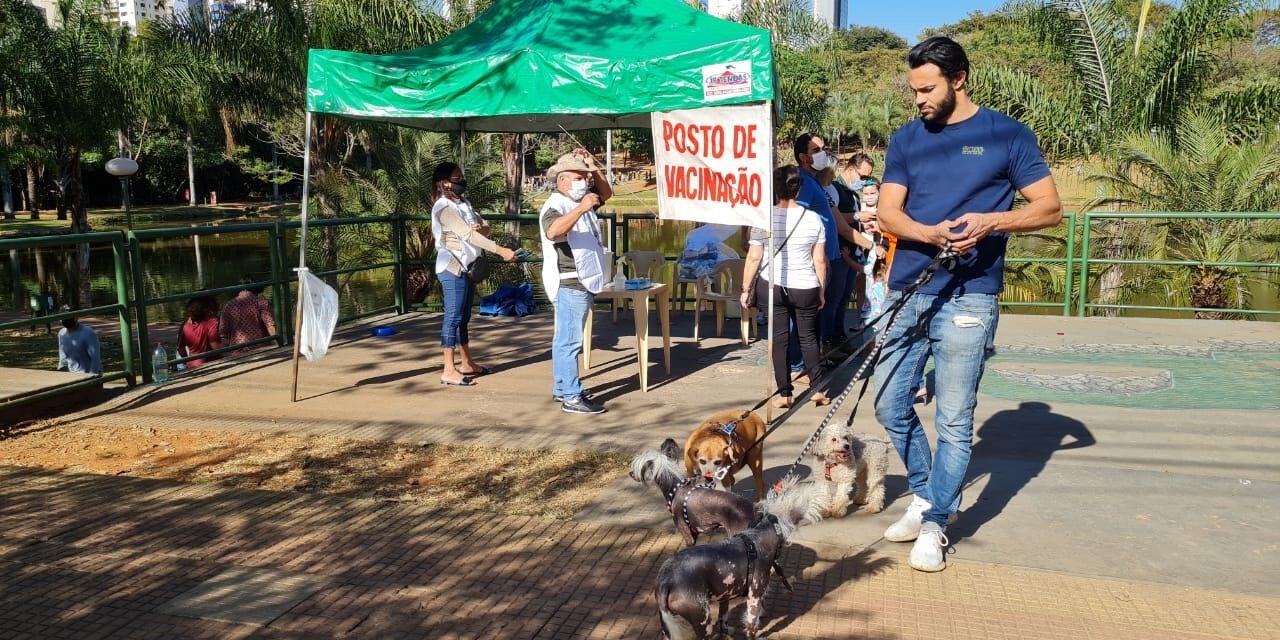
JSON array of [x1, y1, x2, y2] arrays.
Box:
[[240, 275, 265, 296], [775, 165, 803, 202], [58, 304, 77, 330], [792, 133, 816, 163], [908, 36, 970, 82], [850, 152, 875, 169], [431, 161, 460, 185]]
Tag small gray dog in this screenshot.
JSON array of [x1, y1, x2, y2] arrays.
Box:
[[630, 438, 755, 547]]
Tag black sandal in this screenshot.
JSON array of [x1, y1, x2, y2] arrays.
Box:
[[458, 366, 491, 376]]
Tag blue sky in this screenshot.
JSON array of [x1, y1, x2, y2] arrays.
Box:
[[847, 0, 1010, 43]]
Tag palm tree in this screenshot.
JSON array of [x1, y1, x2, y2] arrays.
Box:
[[736, 0, 843, 139], [195, 0, 449, 278], [0, 0, 48, 220], [1084, 112, 1280, 318], [974, 0, 1268, 160], [824, 90, 907, 151], [22, 0, 127, 306], [143, 10, 232, 207], [345, 129, 506, 304]]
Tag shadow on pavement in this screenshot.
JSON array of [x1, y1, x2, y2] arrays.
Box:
[[952, 401, 1094, 541]]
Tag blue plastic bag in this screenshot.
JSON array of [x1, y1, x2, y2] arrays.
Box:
[[479, 283, 538, 317]]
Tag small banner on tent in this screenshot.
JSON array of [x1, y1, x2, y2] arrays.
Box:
[[652, 103, 771, 230]]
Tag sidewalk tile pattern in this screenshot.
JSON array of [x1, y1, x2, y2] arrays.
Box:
[[1, 466, 1277, 639]]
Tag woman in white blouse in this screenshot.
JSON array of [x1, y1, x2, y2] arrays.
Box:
[[741, 165, 830, 408], [431, 162, 516, 386]]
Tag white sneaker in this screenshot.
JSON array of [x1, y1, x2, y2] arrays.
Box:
[[884, 496, 931, 542], [909, 521, 949, 572]]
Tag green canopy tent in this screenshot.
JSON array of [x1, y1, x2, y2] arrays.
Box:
[[304, 0, 776, 131], [294, 0, 780, 404]]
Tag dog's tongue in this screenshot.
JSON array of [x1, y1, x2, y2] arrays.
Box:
[[703, 473, 714, 481]]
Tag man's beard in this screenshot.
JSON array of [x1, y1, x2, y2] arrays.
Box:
[[922, 86, 957, 124]]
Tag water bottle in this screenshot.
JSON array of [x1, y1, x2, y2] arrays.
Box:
[[152, 343, 170, 384]]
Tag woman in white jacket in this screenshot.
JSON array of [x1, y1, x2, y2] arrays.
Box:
[[431, 162, 516, 386]]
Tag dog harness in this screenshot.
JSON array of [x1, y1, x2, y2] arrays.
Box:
[[733, 533, 758, 596], [731, 532, 793, 596]]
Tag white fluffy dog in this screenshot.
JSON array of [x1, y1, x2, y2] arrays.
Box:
[[804, 423, 890, 520]]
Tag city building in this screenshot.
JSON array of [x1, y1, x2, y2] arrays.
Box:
[[706, 0, 744, 19], [207, 0, 264, 29], [26, 0, 61, 27], [103, 0, 171, 33], [811, 0, 840, 31], [172, 0, 203, 21]]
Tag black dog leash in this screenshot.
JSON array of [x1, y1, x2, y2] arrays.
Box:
[[734, 246, 958, 497], [734, 246, 958, 478]]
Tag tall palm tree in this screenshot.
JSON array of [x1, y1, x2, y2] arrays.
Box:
[[24, 0, 127, 305], [1084, 112, 1280, 318], [824, 90, 907, 151], [0, 0, 48, 220], [200, 0, 449, 277], [143, 10, 228, 207], [975, 0, 1267, 160]]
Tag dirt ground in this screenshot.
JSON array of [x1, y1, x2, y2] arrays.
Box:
[[0, 422, 629, 519]]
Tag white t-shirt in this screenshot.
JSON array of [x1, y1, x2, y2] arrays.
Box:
[[749, 205, 825, 289], [431, 196, 481, 275]]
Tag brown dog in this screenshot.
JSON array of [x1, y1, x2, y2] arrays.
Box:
[[683, 409, 766, 501]]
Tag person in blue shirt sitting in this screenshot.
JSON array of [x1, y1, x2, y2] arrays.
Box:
[[871, 36, 1063, 573], [57, 307, 102, 375]]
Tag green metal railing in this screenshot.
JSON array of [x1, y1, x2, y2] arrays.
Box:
[[3, 209, 1277, 411], [1075, 212, 1280, 317], [0, 231, 138, 401], [128, 216, 410, 382]]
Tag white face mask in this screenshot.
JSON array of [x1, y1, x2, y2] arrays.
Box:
[[863, 192, 880, 208], [810, 150, 830, 171], [568, 180, 590, 202]]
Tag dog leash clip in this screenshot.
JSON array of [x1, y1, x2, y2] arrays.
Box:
[[939, 240, 960, 271]]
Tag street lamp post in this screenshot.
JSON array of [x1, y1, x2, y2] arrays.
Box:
[[105, 157, 139, 230]]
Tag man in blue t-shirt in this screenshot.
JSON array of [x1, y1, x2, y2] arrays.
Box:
[[872, 36, 1062, 573]]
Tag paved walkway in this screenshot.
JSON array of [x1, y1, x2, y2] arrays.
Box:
[[3, 465, 1277, 640], [5, 311, 1279, 638]]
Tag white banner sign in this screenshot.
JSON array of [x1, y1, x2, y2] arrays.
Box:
[[651, 102, 772, 230]]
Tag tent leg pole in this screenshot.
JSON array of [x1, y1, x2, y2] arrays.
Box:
[[459, 123, 466, 166], [766, 224, 775, 425], [762, 99, 773, 424], [291, 111, 314, 403], [764, 101, 776, 426]]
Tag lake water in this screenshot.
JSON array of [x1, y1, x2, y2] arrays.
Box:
[[3, 217, 1277, 332]]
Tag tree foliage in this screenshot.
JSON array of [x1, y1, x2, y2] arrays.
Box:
[[834, 25, 907, 52]]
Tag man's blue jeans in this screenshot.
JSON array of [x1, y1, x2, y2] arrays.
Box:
[[552, 287, 594, 399], [872, 290, 999, 528], [819, 259, 851, 340]]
